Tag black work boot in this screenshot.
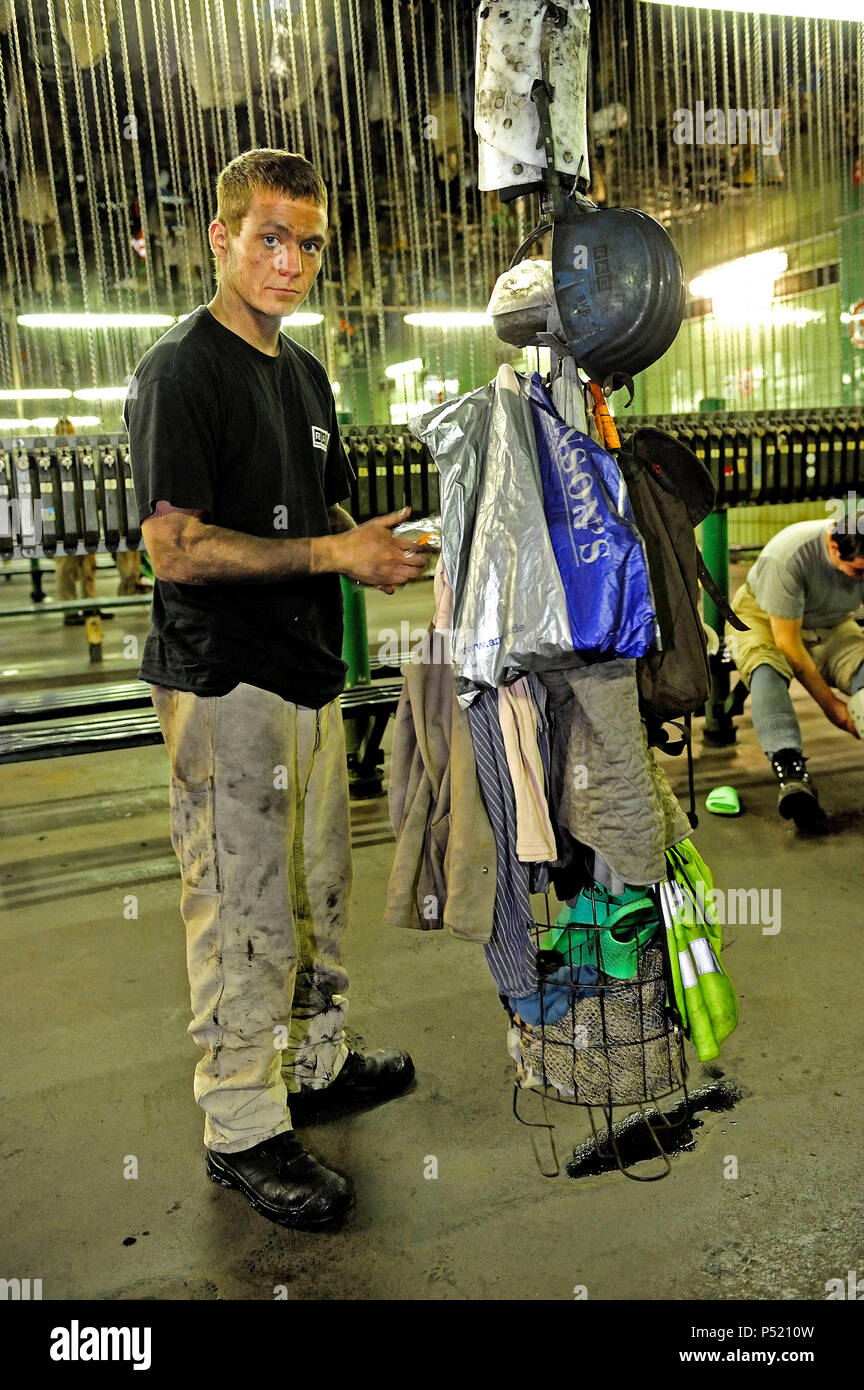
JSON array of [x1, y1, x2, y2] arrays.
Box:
[[288, 1047, 415, 1119], [206, 1130, 354, 1229], [769, 748, 825, 828]]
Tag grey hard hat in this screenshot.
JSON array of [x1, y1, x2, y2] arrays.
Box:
[[551, 204, 685, 384]]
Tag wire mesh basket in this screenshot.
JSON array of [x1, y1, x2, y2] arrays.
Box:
[[509, 943, 684, 1106], [508, 889, 690, 1179]]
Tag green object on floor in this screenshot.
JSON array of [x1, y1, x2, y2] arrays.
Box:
[[705, 785, 741, 816], [540, 885, 661, 980]]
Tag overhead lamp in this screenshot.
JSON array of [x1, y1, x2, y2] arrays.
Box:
[[17, 313, 174, 329], [403, 311, 492, 329], [642, 1, 864, 21], [282, 311, 323, 326], [689, 249, 788, 322], [72, 386, 129, 400], [0, 415, 102, 430], [385, 358, 424, 380], [0, 388, 72, 401]]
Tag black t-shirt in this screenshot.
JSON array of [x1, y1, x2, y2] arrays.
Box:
[[124, 305, 355, 708]]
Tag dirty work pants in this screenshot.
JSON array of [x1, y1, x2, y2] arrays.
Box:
[[151, 682, 352, 1154]]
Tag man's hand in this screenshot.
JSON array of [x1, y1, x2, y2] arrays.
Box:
[[825, 695, 859, 737], [327, 506, 427, 593]]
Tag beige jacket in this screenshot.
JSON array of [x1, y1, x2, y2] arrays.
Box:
[[383, 626, 496, 943]]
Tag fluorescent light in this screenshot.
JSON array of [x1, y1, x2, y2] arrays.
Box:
[[0, 388, 72, 401], [0, 415, 102, 429], [72, 386, 129, 400], [689, 249, 787, 300], [690, 249, 789, 323], [385, 358, 424, 379], [282, 312, 323, 326], [331, 381, 341, 396], [17, 313, 174, 329], [403, 311, 492, 329], [770, 307, 824, 326], [642, 1, 863, 21]]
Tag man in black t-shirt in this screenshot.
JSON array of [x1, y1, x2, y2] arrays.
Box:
[[125, 149, 426, 1232]]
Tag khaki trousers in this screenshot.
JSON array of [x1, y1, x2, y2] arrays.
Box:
[[730, 582, 864, 692], [151, 682, 352, 1153]]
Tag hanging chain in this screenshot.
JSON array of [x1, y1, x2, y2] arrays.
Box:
[[250, 0, 274, 149], [313, 0, 351, 388], [348, 0, 387, 369]]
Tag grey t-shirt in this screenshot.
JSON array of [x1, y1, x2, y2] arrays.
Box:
[[748, 519, 864, 628]]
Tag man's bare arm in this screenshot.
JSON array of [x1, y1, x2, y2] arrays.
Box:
[[142, 502, 425, 589], [770, 614, 857, 735]]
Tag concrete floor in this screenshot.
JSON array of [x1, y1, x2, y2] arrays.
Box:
[[1, 567, 863, 1300]]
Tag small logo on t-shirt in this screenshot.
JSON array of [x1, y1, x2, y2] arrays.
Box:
[[311, 426, 330, 452]]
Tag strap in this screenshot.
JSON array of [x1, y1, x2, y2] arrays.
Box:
[[509, 220, 553, 270], [696, 551, 749, 632], [588, 381, 621, 450], [601, 897, 658, 937], [685, 711, 698, 829], [530, 2, 570, 220]]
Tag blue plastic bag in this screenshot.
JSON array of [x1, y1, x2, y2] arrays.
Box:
[[525, 373, 657, 659]]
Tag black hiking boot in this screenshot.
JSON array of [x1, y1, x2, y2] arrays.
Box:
[[770, 748, 825, 829]]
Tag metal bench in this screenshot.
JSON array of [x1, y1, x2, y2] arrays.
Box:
[[0, 676, 404, 798]]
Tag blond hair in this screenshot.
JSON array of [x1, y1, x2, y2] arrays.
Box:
[[212, 148, 327, 278]]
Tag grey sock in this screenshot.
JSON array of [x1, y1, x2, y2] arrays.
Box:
[[749, 664, 803, 759]]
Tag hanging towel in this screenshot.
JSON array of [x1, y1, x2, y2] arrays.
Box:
[[497, 676, 557, 862]]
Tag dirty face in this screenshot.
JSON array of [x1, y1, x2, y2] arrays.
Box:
[[211, 189, 328, 320]]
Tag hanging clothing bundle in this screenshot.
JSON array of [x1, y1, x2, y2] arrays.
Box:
[[386, 363, 737, 1164]]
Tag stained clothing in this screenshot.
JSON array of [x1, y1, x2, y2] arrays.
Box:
[[130, 308, 357, 1155], [745, 519, 864, 628], [151, 682, 352, 1153], [125, 305, 354, 709], [383, 625, 497, 944]]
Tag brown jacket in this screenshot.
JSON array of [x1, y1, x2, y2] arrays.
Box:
[[383, 627, 496, 942]]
